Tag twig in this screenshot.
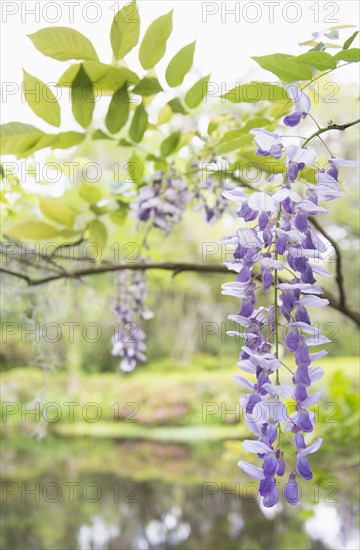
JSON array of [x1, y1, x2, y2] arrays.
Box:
[[302, 118, 360, 148]]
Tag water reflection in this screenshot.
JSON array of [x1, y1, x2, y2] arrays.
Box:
[[1, 438, 358, 550]]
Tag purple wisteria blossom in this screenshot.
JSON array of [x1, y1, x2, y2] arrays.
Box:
[[249, 129, 283, 158], [283, 85, 311, 127], [221, 86, 356, 506], [193, 158, 235, 223], [130, 168, 191, 234], [112, 271, 153, 372]]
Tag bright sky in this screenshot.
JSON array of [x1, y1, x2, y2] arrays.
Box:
[[1, 0, 359, 129]]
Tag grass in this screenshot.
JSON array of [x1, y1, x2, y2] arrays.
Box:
[[1, 354, 359, 443]]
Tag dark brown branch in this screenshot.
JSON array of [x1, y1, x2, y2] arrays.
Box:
[[310, 217, 346, 308], [1, 261, 359, 326]]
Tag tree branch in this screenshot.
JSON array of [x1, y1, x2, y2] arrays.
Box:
[[1, 261, 359, 326], [302, 118, 360, 148], [310, 217, 346, 308]]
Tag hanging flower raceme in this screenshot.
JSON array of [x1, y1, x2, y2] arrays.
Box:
[[111, 270, 153, 372], [130, 167, 191, 234], [221, 86, 358, 507], [192, 157, 235, 223]]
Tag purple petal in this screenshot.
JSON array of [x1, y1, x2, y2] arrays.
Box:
[[302, 391, 324, 408], [246, 393, 262, 414], [277, 456, 285, 477], [288, 163, 299, 182], [297, 438, 323, 458], [295, 366, 311, 387], [284, 480, 301, 505], [294, 306, 311, 325], [240, 299, 255, 318], [283, 112, 301, 127], [295, 344, 311, 368], [263, 453, 279, 477], [269, 144, 283, 158], [287, 145, 316, 166], [263, 484, 279, 507], [248, 192, 277, 212], [296, 456, 313, 480], [285, 327, 300, 352], [250, 129, 282, 152], [259, 212, 269, 231], [266, 423, 278, 446], [329, 157, 358, 168], [262, 269, 273, 292], [294, 212, 309, 233], [308, 366, 324, 382], [236, 266, 252, 282], [295, 432, 306, 449], [238, 460, 265, 480], [296, 409, 314, 432], [298, 295, 329, 308], [294, 384, 308, 402], [276, 234, 288, 255], [242, 440, 272, 454], [287, 85, 311, 114]]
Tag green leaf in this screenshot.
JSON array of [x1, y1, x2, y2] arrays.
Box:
[[160, 130, 181, 157], [110, 206, 129, 226], [217, 134, 253, 154], [92, 129, 112, 140], [105, 85, 129, 134], [252, 54, 313, 82], [334, 48, 360, 62], [167, 98, 187, 114], [39, 198, 75, 227], [139, 11, 173, 69], [57, 62, 139, 92], [292, 52, 337, 70], [71, 65, 95, 129], [165, 41, 196, 87], [110, 0, 140, 59], [223, 82, 286, 103], [132, 77, 163, 96], [8, 221, 60, 240], [79, 183, 102, 204], [218, 118, 270, 145], [309, 42, 326, 52], [185, 75, 210, 108], [118, 138, 133, 147], [129, 103, 148, 143], [343, 31, 359, 50], [28, 27, 99, 61], [16, 135, 57, 157], [0, 122, 44, 155], [55, 131, 85, 149], [89, 219, 107, 250], [22, 70, 60, 127], [127, 152, 144, 184]]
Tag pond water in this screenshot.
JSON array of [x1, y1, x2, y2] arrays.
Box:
[[1, 437, 359, 550]]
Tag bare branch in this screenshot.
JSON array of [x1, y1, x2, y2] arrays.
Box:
[[302, 117, 360, 148], [310, 217, 346, 308], [1, 260, 359, 326]]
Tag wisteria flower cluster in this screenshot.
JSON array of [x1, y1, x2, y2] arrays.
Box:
[[222, 85, 358, 506], [112, 270, 153, 372], [192, 158, 235, 224], [130, 168, 191, 234]]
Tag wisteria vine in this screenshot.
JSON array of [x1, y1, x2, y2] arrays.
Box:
[[221, 84, 358, 507]]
